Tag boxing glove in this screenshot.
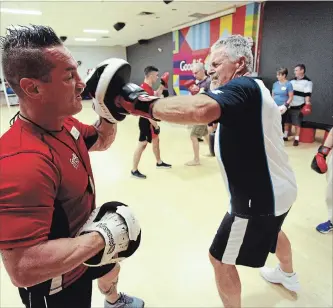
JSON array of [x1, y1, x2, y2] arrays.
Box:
[[115, 83, 160, 120], [77, 201, 141, 267], [301, 104, 312, 116], [85, 58, 131, 124], [311, 145, 331, 174], [184, 80, 200, 95], [153, 126, 160, 135], [160, 72, 169, 87], [162, 89, 169, 98]]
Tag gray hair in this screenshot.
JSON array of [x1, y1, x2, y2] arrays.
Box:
[[211, 35, 253, 73], [192, 62, 205, 72]]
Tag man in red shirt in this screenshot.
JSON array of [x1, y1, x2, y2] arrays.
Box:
[[131, 66, 171, 179], [0, 25, 143, 308]]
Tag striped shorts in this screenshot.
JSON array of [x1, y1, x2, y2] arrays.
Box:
[[209, 211, 289, 268]]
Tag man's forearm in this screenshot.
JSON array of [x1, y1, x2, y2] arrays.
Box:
[[305, 96, 311, 104], [1, 232, 105, 288], [324, 128, 333, 148], [152, 94, 221, 125], [154, 85, 164, 97], [90, 117, 117, 151]]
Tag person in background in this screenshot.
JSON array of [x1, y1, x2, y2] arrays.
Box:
[[131, 66, 171, 179], [311, 128, 333, 233], [284, 64, 313, 146], [108, 34, 300, 307], [272, 68, 293, 132], [185, 62, 211, 166]]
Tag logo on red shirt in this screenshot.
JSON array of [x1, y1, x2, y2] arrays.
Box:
[[70, 153, 80, 169]]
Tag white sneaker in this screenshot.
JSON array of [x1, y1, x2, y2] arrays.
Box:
[[260, 265, 300, 292]]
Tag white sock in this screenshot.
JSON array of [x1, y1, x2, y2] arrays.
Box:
[[295, 136, 299, 141], [284, 131, 288, 138]]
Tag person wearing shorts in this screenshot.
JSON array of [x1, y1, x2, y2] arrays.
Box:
[[116, 35, 301, 307], [186, 62, 212, 166], [131, 66, 171, 179], [284, 64, 313, 146], [0, 25, 142, 308]]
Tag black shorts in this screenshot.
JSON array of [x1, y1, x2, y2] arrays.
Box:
[[18, 264, 115, 308], [281, 112, 288, 125], [285, 105, 304, 127], [209, 211, 289, 268], [139, 117, 158, 143]]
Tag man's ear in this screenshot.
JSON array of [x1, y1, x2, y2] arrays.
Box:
[[19, 78, 41, 99], [235, 56, 246, 73]]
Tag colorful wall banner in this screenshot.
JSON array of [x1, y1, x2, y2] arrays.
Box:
[[172, 2, 260, 95]]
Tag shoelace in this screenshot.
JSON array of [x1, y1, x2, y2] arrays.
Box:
[[118, 293, 133, 304]]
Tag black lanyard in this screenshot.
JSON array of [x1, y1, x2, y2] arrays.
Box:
[[17, 113, 95, 194], [18, 113, 87, 171]]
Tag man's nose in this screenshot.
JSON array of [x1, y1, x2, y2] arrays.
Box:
[[207, 67, 215, 76], [77, 77, 86, 93]]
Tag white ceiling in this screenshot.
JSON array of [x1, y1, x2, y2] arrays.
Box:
[[0, 0, 249, 47]]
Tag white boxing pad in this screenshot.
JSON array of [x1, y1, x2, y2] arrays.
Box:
[[116, 205, 141, 241], [77, 209, 130, 267], [85, 58, 131, 123], [76, 201, 140, 266]]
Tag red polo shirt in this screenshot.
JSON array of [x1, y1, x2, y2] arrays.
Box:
[[140, 82, 154, 96], [0, 116, 98, 294]]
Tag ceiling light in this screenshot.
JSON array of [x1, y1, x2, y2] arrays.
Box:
[[0, 8, 42, 15], [75, 38, 97, 42], [83, 29, 109, 34]]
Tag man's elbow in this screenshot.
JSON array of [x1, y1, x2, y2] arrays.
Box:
[[89, 135, 116, 152], [9, 270, 35, 288], [97, 139, 115, 151], [11, 276, 27, 288]]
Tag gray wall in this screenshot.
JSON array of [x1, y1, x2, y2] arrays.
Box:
[[126, 32, 174, 94], [259, 1, 333, 125]]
